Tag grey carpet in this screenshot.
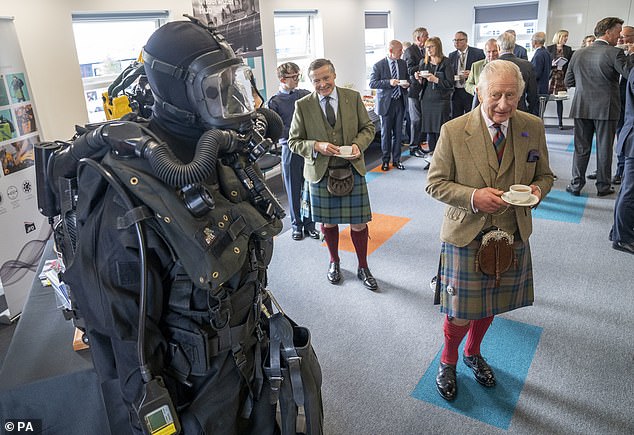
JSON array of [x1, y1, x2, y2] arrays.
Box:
[[266, 129, 634, 435]]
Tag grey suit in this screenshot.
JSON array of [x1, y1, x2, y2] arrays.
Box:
[[565, 40, 634, 193]]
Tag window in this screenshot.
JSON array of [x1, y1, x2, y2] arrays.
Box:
[[365, 12, 392, 89], [473, 3, 538, 57], [273, 11, 321, 90], [72, 11, 168, 122]]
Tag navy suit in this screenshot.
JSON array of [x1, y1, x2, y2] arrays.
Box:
[[612, 67, 634, 245], [448, 46, 485, 118], [531, 46, 552, 95], [514, 44, 528, 60], [370, 57, 408, 164]]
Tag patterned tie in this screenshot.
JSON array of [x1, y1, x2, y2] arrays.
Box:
[[391, 60, 400, 99], [459, 51, 466, 72], [325, 96, 336, 127], [492, 123, 505, 163]]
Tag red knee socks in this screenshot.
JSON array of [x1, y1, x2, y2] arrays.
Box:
[[350, 226, 369, 269], [321, 224, 340, 263], [440, 316, 470, 365], [464, 315, 494, 357]]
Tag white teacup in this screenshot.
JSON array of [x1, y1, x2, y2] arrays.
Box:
[[557, 91, 567, 97], [399, 79, 409, 85], [339, 145, 353, 156], [509, 184, 532, 202], [420, 70, 431, 77], [454, 74, 462, 81]]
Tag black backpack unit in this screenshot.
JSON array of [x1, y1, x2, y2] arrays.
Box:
[[35, 112, 323, 435]]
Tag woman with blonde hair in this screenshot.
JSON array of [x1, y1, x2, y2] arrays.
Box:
[[416, 36, 455, 160], [547, 30, 574, 129]]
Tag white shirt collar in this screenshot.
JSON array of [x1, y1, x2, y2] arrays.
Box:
[[319, 87, 338, 103], [480, 106, 509, 134]]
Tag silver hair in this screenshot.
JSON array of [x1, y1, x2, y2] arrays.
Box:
[[497, 32, 516, 52], [478, 59, 525, 97], [532, 32, 546, 46]]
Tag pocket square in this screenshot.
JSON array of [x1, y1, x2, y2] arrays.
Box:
[[527, 149, 540, 162]]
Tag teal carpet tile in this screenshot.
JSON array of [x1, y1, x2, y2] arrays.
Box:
[[411, 317, 543, 429], [533, 189, 588, 223]]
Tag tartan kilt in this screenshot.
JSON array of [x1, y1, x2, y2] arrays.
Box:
[[302, 171, 372, 224], [437, 239, 534, 320]]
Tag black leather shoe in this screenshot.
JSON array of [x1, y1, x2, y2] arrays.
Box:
[[393, 162, 405, 170], [613, 241, 634, 255], [597, 187, 615, 197], [423, 161, 430, 170], [566, 185, 581, 196], [292, 230, 303, 241], [327, 262, 341, 284], [381, 162, 389, 171], [463, 354, 496, 387], [409, 148, 426, 158], [357, 267, 378, 291], [305, 229, 320, 240], [587, 172, 597, 180], [436, 363, 457, 401], [612, 175, 622, 185]]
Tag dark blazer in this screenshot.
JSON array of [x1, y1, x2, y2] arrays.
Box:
[[514, 44, 528, 60], [531, 46, 552, 95], [499, 52, 539, 115], [448, 46, 485, 74], [402, 44, 425, 99], [546, 44, 573, 76], [565, 40, 634, 121], [369, 57, 408, 116], [616, 67, 634, 158]]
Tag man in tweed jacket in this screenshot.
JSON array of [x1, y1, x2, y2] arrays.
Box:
[[426, 60, 554, 401], [288, 58, 378, 290]]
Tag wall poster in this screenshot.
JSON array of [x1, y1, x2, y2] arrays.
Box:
[[191, 0, 267, 99], [0, 17, 49, 322]]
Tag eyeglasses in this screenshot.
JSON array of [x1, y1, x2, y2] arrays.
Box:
[[453, 38, 466, 42], [283, 74, 300, 81]]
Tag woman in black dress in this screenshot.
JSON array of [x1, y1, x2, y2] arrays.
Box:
[[416, 36, 455, 158]]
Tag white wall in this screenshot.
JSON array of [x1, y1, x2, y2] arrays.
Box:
[[0, 0, 192, 141], [3, 0, 634, 141], [260, 0, 415, 99], [549, 0, 634, 48]]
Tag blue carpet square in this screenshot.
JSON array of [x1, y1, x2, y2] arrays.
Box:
[[533, 189, 588, 223], [411, 317, 543, 429]]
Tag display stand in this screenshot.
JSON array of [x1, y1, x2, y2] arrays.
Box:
[[0, 241, 131, 435]]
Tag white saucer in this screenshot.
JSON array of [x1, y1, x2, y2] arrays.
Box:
[[501, 192, 539, 207], [337, 153, 354, 158]]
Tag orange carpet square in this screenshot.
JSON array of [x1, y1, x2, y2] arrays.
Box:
[[322, 213, 410, 255]]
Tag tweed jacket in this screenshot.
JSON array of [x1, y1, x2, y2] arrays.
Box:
[[426, 109, 554, 247], [464, 58, 486, 96], [565, 40, 634, 121], [288, 86, 375, 182]]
